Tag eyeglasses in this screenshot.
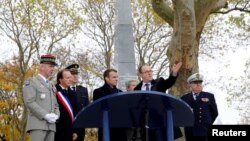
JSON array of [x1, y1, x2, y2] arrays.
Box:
[[142, 70, 153, 74]]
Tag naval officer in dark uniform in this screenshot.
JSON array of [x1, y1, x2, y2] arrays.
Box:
[[66, 64, 90, 141], [181, 73, 218, 141]]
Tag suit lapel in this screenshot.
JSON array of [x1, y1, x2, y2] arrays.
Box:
[[134, 82, 143, 90], [135, 80, 157, 91], [150, 79, 157, 91]]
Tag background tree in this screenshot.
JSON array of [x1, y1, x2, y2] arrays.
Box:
[[226, 58, 250, 123], [132, 0, 172, 78], [80, 0, 116, 71], [79, 0, 174, 82], [0, 0, 84, 140], [151, 0, 249, 96], [0, 60, 36, 141]]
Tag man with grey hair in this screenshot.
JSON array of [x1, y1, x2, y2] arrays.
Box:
[[23, 54, 59, 141], [181, 73, 218, 141], [125, 79, 138, 91]]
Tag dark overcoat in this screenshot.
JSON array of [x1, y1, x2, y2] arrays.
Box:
[[74, 85, 89, 141], [55, 84, 77, 141], [93, 83, 127, 141]]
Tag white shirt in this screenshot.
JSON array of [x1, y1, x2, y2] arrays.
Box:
[[141, 82, 151, 91], [71, 85, 77, 91], [59, 84, 68, 91], [192, 92, 200, 100]]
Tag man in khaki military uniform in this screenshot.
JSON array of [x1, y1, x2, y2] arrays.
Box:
[[23, 54, 60, 141]]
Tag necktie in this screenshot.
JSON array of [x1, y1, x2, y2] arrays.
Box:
[[45, 80, 49, 86], [194, 93, 199, 100], [63, 89, 68, 95], [72, 86, 76, 91], [145, 83, 150, 91]]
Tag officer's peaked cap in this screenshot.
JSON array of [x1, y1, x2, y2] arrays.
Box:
[[187, 73, 203, 83], [40, 54, 57, 66], [66, 63, 79, 74]]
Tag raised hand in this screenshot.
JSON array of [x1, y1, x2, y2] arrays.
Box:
[[171, 62, 182, 76]]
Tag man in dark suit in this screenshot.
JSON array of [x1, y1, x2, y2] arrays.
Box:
[[66, 64, 90, 141], [133, 62, 183, 141], [55, 69, 78, 141], [93, 69, 127, 141], [181, 73, 218, 141]]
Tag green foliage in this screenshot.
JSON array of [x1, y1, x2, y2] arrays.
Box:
[[226, 58, 250, 123], [228, 13, 249, 31], [220, 0, 250, 31]]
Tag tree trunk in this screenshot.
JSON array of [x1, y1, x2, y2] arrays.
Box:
[[18, 81, 28, 141], [168, 0, 198, 96], [151, 0, 227, 96]]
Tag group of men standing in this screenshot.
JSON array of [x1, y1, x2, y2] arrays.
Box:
[[23, 54, 218, 141], [23, 54, 89, 141]]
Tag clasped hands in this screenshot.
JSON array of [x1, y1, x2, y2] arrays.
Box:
[[44, 113, 59, 123]]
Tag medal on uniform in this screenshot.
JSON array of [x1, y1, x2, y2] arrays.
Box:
[[40, 93, 46, 99], [201, 98, 209, 102]]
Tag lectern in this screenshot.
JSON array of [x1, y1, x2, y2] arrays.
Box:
[[74, 91, 194, 141]]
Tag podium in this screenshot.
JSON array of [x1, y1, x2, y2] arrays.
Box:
[[74, 91, 194, 141]]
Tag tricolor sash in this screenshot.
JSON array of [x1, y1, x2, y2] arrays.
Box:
[[56, 91, 74, 122]]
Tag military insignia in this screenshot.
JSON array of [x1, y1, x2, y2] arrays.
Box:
[[40, 93, 46, 99], [201, 98, 209, 102], [196, 73, 200, 80], [40, 84, 46, 89], [25, 80, 30, 86]]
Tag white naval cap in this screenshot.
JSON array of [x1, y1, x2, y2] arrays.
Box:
[[187, 73, 204, 83]]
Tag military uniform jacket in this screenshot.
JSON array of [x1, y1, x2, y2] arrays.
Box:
[[74, 85, 89, 114], [93, 83, 127, 141], [23, 75, 59, 132], [73, 85, 89, 141], [181, 91, 218, 136]]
